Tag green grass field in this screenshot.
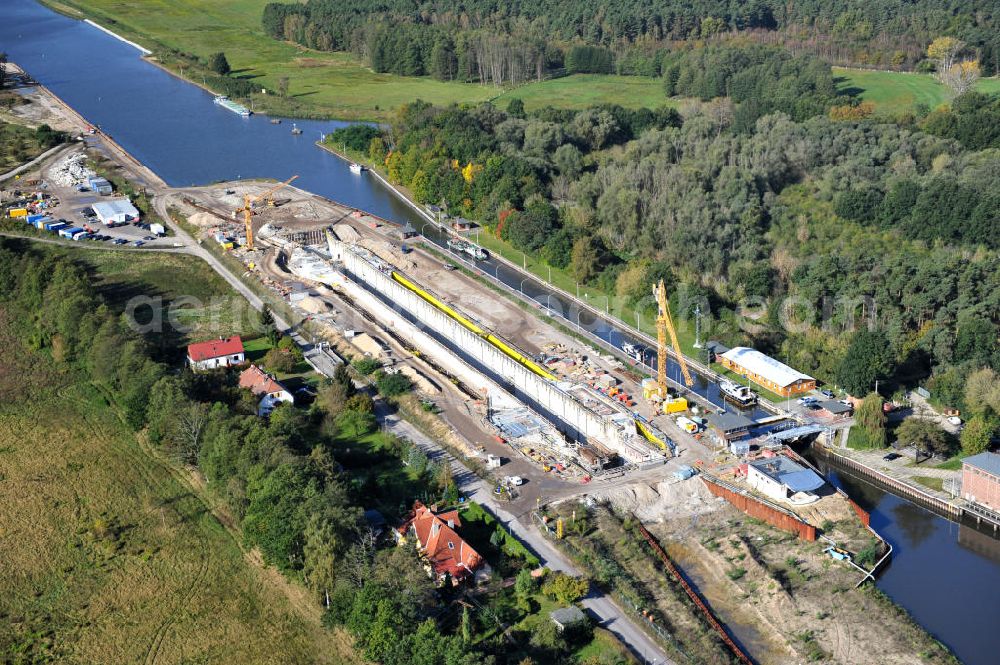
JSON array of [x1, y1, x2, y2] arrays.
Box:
[[496, 75, 668, 111], [834, 67, 1000, 111], [0, 286, 359, 663], [43, 0, 666, 119]]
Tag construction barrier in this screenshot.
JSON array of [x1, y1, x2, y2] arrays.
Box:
[[634, 518, 754, 665], [701, 476, 817, 541]]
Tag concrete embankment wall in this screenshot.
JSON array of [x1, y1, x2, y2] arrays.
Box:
[[333, 239, 640, 459], [810, 444, 962, 520], [701, 475, 817, 541]]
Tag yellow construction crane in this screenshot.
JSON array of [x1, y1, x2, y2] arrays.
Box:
[[654, 278, 694, 394], [237, 175, 298, 250]]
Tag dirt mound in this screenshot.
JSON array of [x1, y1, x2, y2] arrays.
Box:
[[188, 212, 218, 228], [587, 476, 720, 520]]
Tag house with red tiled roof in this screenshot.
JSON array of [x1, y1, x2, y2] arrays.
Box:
[[187, 336, 245, 370], [400, 501, 484, 584], [239, 364, 294, 416]]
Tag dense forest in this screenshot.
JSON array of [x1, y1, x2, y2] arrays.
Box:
[[0, 242, 627, 665], [262, 0, 1000, 77], [326, 43, 1000, 417]]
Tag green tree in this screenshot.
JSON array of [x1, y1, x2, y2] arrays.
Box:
[[258, 307, 278, 345], [542, 572, 589, 604], [570, 235, 601, 283], [263, 347, 296, 373], [303, 513, 340, 607], [961, 414, 997, 456], [837, 330, 894, 397], [507, 97, 526, 119], [375, 370, 413, 397], [849, 392, 887, 449], [460, 606, 473, 644], [209, 51, 231, 76], [895, 418, 952, 456], [353, 357, 382, 375], [515, 566, 537, 598], [242, 463, 314, 570]]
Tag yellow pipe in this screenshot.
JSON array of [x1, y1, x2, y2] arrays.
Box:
[[391, 271, 557, 381], [635, 419, 668, 451]]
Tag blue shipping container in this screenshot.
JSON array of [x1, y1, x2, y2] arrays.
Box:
[[44, 222, 66, 232], [26, 214, 43, 223], [60, 227, 84, 238]]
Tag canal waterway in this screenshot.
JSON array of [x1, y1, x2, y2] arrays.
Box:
[[4, 2, 999, 662], [809, 454, 1000, 665]]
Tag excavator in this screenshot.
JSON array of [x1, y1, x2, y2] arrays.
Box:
[[654, 278, 694, 397], [236, 175, 298, 250]]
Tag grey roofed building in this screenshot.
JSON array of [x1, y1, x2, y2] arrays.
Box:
[[963, 452, 1000, 476], [748, 456, 824, 493], [92, 198, 140, 225], [705, 411, 755, 441], [819, 400, 852, 415], [550, 606, 587, 631]]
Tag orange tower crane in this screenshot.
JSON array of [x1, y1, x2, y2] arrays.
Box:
[[237, 175, 298, 250], [654, 278, 694, 395]]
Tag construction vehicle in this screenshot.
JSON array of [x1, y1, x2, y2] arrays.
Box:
[[654, 279, 694, 396], [236, 175, 298, 250]]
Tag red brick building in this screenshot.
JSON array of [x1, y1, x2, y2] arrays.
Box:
[[962, 452, 1000, 514]]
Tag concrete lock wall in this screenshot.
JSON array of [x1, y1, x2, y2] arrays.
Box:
[[337, 241, 638, 458]]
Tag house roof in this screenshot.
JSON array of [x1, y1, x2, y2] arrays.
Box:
[[748, 456, 825, 493], [963, 452, 1000, 477], [239, 364, 287, 396], [550, 606, 587, 627], [819, 400, 852, 415], [721, 347, 814, 388], [187, 336, 244, 362], [92, 198, 139, 219], [404, 501, 482, 580], [706, 411, 754, 432]]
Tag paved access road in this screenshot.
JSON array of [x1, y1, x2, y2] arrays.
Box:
[[380, 408, 674, 665], [148, 180, 674, 665]]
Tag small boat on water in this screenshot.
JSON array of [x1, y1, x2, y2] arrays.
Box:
[[213, 95, 251, 117], [270, 118, 282, 124], [349, 162, 366, 175], [720, 379, 757, 406], [291, 123, 302, 135]]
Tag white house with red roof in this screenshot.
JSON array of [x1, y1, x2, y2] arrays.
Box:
[[187, 336, 245, 370], [400, 501, 484, 585], [239, 364, 294, 416]]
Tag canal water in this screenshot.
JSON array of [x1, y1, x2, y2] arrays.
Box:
[[4, 0, 771, 421], [810, 455, 1000, 665], [4, 2, 998, 661]]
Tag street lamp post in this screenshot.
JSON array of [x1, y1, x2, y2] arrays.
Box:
[[693, 304, 702, 348], [519, 278, 530, 295]]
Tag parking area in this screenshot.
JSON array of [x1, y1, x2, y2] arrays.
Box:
[[3, 147, 181, 249]]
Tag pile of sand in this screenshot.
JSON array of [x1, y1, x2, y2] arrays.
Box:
[[187, 212, 218, 228], [588, 476, 721, 521]]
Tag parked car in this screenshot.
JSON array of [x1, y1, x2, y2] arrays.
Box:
[[132, 240, 145, 247], [797, 396, 818, 405], [506, 476, 524, 486], [820, 389, 835, 399], [443, 263, 457, 271], [113, 238, 128, 245], [883, 452, 902, 461], [143, 235, 155, 241]]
